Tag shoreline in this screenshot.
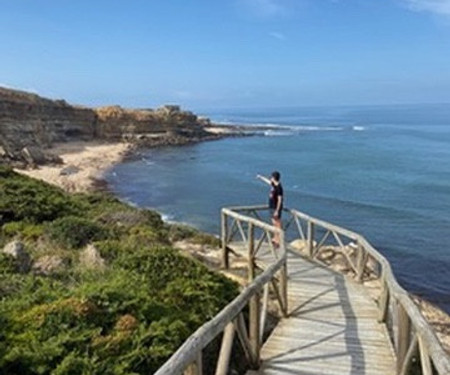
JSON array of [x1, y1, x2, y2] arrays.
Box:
[[12, 123, 259, 193], [11, 136, 450, 353], [15, 141, 134, 193]]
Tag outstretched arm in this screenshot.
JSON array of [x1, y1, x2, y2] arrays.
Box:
[[256, 174, 271, 185]]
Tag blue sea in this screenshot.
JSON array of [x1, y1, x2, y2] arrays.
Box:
[[106, 104, 450, 313]]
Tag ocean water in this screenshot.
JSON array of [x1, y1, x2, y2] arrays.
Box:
[[106, 104, 450, 313]]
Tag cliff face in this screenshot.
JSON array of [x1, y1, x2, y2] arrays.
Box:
[[0, 87, 212, 166], [0, 88, 96, 162], [95, 105, 207, 141]]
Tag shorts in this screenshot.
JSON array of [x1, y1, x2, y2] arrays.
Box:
[[270, 208, 282, 219]]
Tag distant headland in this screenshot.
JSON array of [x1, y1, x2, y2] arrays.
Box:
[[0, 86, 227, 168]]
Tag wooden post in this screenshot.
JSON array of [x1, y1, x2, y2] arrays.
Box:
[[279, 229, 288, 316], [399, 334, 418, 375], [260, 283, 269, 342], [221, 211, 229, 269], [247, 222, 260, 368], [280, 263, 288, 317], [307, 221, 314, 258], [355, 241, 366, 283], [184, 351, 202, 375], [248, 223, 255, 282], [249, 291, 260, 368], [396, 303, 411, 374], [215, 323, 235, 375], [378, 279, 390, 323], [234, 313, 255, 364], [235, 313, 254, 365], [418, 336, 433, 375], [184, 363, 195, 375]]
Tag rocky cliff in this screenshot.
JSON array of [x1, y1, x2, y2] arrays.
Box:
[[0, 87, 213, 166]]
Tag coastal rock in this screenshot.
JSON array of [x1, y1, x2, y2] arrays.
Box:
[[289, 239, 317, 254], [2, 240, 31, 272], [79, 244, 105, 270], [32, 255, 67, 275], [21, 146, 46, 165], [60, 165, 80, 176], [0, 86, 214, 167]]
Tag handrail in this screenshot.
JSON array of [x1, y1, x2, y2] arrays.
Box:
[[155, 205, 450, 375], [155, 207, 287, 375], [285, 207, 450, 375]]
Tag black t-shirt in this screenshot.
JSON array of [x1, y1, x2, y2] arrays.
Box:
[[269, 182, 283, 210]]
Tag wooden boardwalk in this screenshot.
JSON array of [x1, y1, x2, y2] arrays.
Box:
[[155, 206, 450, 375], [229, 242, 397, 375]]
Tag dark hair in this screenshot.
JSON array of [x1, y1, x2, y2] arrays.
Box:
[[271, 171, 280, 181]]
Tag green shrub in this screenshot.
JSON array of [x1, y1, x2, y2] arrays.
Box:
[[93, 240, 122, 262], [0, 168, 239, 374], [190, 232, 221, 247], [47, 216, 107, 249], [168, 224, 221, 247], [1, 258, 238, 374], [0, 169, 83, 223], [2, 221, 44, 240], [0, 253, 18, 275], [167, 224, 199, 242]]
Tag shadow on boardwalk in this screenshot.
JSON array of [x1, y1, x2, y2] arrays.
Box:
[[251, 251, 395, 375]]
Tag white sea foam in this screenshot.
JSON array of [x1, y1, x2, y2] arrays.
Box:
[[261, 124, 344, 136], [161, 213, 176, 222], [352, 126, 365, 131], [263, 130, 294, 137]]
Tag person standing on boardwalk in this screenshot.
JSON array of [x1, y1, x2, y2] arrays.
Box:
[[257, 171, 283, 247]]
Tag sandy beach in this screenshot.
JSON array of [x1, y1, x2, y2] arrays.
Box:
[[15, 141, 132, 193]]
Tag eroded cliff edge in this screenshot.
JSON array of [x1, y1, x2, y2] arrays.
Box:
[[0, 87, 215, 166]]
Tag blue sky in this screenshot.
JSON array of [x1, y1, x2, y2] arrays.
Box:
[[1, 0, 450, 109]]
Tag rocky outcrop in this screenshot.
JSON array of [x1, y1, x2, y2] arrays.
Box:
[[0, 87, 96, 166], [0, 87, 215, 166], [94, 104, 212, 147], [79, 244, 105, 270], [2, 240, 31, 273], [32, 255, 67, 275]]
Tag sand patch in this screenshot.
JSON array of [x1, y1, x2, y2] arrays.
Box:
[[15, 141, 132, 193]]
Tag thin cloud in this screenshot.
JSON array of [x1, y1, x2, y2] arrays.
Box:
[[238, 0, 287, 18], [403, 0, 450, 16], [269, 31, 287, 40]]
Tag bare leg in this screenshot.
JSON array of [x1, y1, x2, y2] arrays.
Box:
[[272, 217, 282, 247]]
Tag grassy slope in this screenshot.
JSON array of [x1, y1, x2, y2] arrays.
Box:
[[0, 166, 237, 375]]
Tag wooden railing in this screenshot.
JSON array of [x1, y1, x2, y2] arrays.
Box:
[[155, 205, 450, 375], [154, 207, 287, 375], [238, 205, 450, 375]]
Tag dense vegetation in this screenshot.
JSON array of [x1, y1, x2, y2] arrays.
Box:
[[0, 166, 238, 374]]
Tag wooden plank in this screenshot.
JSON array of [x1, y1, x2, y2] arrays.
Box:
[[235, 313, 255, 365], [215, 322, 235, 375], [244, 244, 398, 375], [159, 204, 450, 375], [396, 303, 411, 373], [249, 291, 260, 368], [419, 335, 433, 375], [260, 283, 269, 342]]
